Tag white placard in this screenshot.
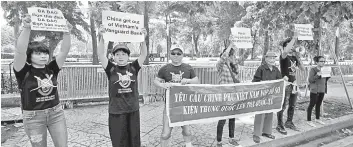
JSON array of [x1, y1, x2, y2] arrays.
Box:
[[231, 27, 253, 48], [294, 24, 314, 40], [27, 7, 68, 32], [102, 11, 144, 42], [321, 66, 331, 77]]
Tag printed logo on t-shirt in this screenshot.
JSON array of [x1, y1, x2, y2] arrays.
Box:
[[30, 74, 57, 102], [114, 71, 135, 93], [288, 60, 297, 76], [170, 71, 184, 83]]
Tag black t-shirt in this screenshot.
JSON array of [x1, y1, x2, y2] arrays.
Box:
[[157, 63, 196, 83], [280, 55, 300, 82], [105, 60, 141, 114], [14, 60, 60, 110]]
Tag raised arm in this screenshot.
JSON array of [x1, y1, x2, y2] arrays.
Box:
[[216, 43, 233, 72], [55, 21, 73, 69], [281, 31, 298, 59], [138, 28, 148, 67], [97, 25, 109, 69], [13, 14, 31, 72]]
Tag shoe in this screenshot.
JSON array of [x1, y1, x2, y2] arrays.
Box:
[[253, 135, 260, 143], [307, 121, 316, 127], [262, 133, 275, 139], [229, 138, 242, 146], [285, 122, 300, 131], [315, 119, 325, 125], [276, 125, 287, 135]]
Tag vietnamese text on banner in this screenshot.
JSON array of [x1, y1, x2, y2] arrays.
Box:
[[166, 79, 285, 127], [231, 27, 253, 48], [294, 24, 314, 40], [27, 7, 68, 32], [102, 11, 144, 42]]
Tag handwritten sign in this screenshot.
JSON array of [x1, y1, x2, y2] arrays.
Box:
[[321, 66, 331, 77], [27, 7, 68, 32], [231, 27, 253, 48], [102, 11, 144, 42], [294, 24, 314, 40], [166, 79, 285, 127]]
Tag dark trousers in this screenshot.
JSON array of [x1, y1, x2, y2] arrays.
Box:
[[108, 111, 141, 147], [216, 118, 235, 142], [307, 92, 325, 121], [277, 85, 298, 126]]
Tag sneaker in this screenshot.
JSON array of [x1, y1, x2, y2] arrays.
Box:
[[306, 121, 316, 127], [229, 138, 242, 147], [315, 119, 325, 125], [253, 135, 260, 143], [276, 125, 287, 135], [216, 141, 223, 147], [285, 122, 300, 131]]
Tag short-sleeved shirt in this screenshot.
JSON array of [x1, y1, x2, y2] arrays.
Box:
[[280, 55, 300, 82], [252, 64, 282, 82], [14, 60, 60, 110], [105, 60, 141, 114], [157, 63, 196, 83]]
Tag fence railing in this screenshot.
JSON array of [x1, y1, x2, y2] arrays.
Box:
[[2, 64, 352, 103]]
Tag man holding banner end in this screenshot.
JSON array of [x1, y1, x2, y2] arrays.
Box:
[[252, 51, 287, 143], [277, 31, 305, 134], [154, 47, 199, 147], [97, 23, 147, 146]]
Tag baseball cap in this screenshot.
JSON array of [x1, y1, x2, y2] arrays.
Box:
[[112, 44, 130, 55], [265, 51, 277, 57], [171, 47, 183, 53]]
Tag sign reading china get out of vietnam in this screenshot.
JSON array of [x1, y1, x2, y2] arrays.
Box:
[[27, 7, 68, 32]]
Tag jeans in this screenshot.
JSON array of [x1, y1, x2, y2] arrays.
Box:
[[307, 92, 325, 121], [23, 104, 68, 147], [277, 84, 297, 126], [216, 119, 235, 142]]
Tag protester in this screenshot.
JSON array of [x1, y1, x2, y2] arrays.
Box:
[[306, 56, 330, 127], [277, 32, 305, 134], [252, 51, 287, 143], [215, 43, 241, 147], [154, 47, 199, 147], [13, 14, 72, 146], [97, 25, 147, 147]]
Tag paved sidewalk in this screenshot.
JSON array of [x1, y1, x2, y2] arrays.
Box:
[[1, 101, 351, 147]]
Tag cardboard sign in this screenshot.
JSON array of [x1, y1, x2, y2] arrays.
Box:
[[294, 24, 314, 40], [27, 7, 68, 32], [102, 11, 144, 42], [166, 79, 285, 127], [321, 66, 331, 77], [231, 27, 253, 48]]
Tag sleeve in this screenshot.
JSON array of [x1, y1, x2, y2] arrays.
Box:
[[252, 67, 262, 82], [13, 62, 31, 82], [308, 68, 321, 83], [276, 68, 282, 79], [157, 65, 166, 80], [189, 66, 196, 79], [295, 56, 300, 66], [216, 54, 228, 72], [131, 59, 141, 73], [47, 60, 61, 76], [104, 61, 115, 78]]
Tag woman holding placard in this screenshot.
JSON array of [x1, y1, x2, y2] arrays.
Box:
[[13, 14, 72, 146], [306, 56, 330, 127]]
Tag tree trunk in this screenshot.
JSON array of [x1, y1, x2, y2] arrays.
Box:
[[334, 27, 340, 64], [107, 41, 114, 57], [251, 30, 257, 59], [314, 9, 321, 56], [143, 1, 149, 65], [261, 30, 269, 64], [192, 33, 200, 57], [90, 15, 99, 65]]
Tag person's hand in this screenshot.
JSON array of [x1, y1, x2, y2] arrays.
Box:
[[283, 76, 289, 82], [98, 24, 106, 35], [293, 31, 299, 39], [317, 71, 322, 76], [161, 83, 171, 89], [180, 78, 190, 85], [22, 14, 31, 29], [66, 20, 73, 32], [141, 28, 147, 38]]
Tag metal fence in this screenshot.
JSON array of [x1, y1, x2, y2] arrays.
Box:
[[1, 63, 352, 103]]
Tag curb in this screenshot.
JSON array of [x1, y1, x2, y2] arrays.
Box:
[[249, 114, 353, 147]]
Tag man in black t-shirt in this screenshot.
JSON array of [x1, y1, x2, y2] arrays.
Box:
[[277, 32, 305, 135], [97, 26, 147, 147], [154, 48, 199, 147]]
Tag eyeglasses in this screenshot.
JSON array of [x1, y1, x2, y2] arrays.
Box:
[[171, 52, 182, 56]]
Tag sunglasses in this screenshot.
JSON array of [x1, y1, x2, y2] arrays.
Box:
[[171, 52, 182, 56]]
